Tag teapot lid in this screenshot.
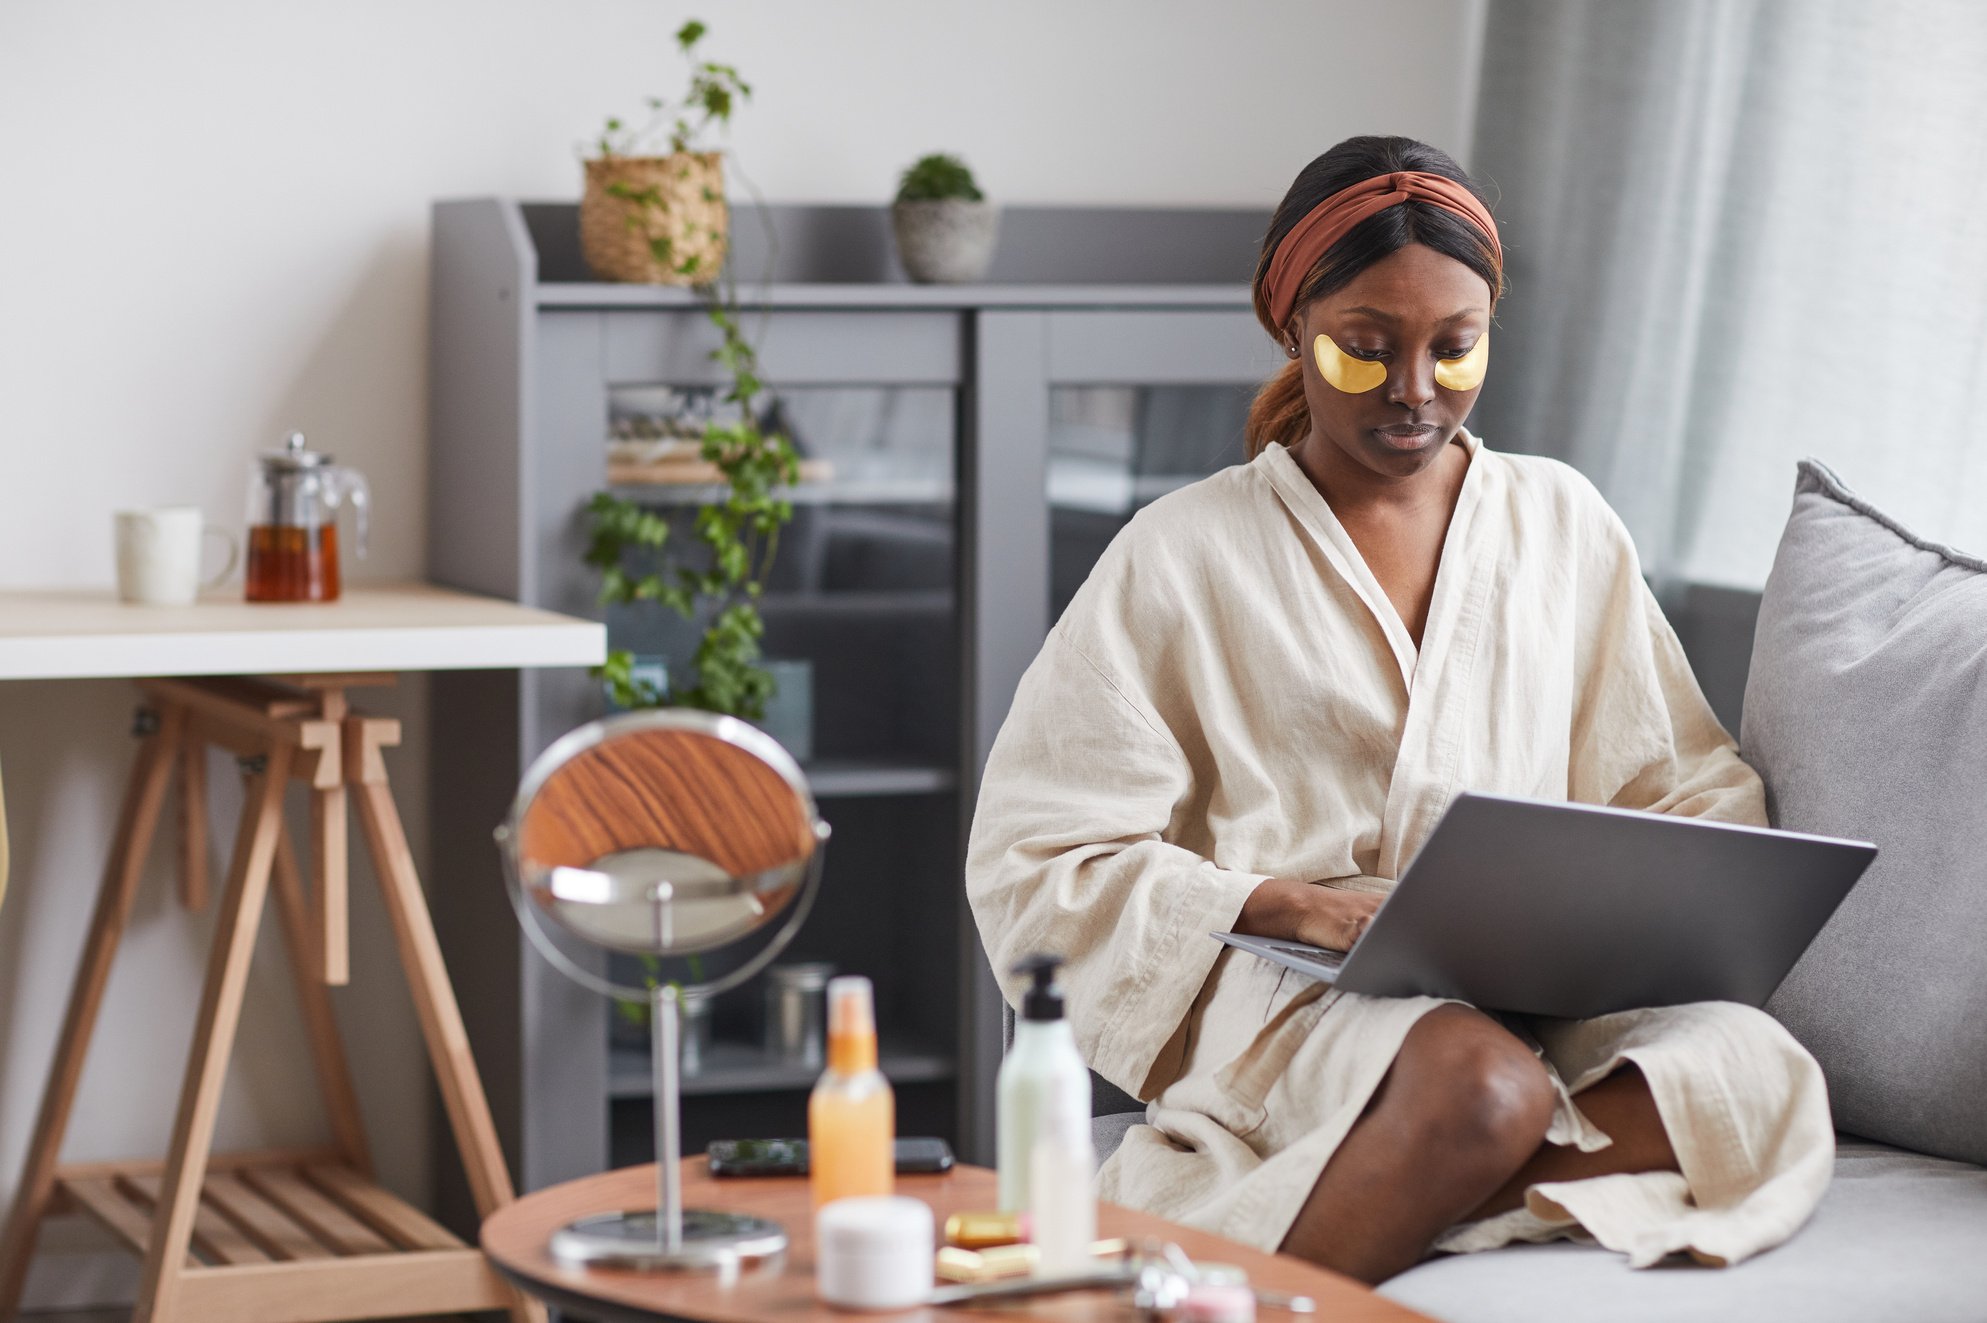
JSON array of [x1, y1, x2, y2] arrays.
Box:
[[261, 431, 333, 471]]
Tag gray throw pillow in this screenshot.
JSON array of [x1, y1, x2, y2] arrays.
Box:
[[1745, 459, 1987, 1165]]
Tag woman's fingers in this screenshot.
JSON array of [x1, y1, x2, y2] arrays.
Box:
[[1235, 878, 1385, 950], [1321, 890, 1383, 950]]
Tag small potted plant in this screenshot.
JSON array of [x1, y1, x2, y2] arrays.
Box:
[[891, 152, 999, 284], [580, 20, 749, 285]]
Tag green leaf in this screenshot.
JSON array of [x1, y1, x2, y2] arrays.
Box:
[[894, 151, 985, 203], [593, 647, 667, 710]]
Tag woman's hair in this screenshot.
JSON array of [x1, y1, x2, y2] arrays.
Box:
[[1244, 136, 1502, 457]]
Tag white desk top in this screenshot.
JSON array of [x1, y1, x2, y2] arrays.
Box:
[[0, 582, 606, 681]]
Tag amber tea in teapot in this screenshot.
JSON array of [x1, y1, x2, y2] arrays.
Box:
[[245, 432, 368, 603], [246, 523, 341, 602]]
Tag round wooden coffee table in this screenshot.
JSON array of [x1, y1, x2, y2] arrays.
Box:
[[481, 1157, 1430, 1323]]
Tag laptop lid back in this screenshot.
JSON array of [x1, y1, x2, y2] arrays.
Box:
[[1331, 793, 1875, 1018]]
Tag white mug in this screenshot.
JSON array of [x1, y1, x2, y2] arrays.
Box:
[[114, 508, 238, 606]]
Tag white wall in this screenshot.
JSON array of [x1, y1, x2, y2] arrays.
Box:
[[0, 0, 1483, 1306]]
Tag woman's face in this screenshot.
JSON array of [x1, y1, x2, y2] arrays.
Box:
[[1286, 242, 1493, 481]]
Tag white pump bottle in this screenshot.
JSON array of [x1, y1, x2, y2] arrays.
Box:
[[996, 953, 1092, 1214]]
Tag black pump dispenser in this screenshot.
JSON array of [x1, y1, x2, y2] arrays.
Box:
[[1012, 953, 1066, 1023]]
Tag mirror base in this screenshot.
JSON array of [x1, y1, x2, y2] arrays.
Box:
[[548, 1209, 788, 1270]]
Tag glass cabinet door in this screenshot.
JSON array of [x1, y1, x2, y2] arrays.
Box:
[[1047, 383, 1254, 619], [1030, 309, 1278, 619], [957, 303, 1275, 1158], [603, 381, 959, 769], [579, 308, 969, 1163]]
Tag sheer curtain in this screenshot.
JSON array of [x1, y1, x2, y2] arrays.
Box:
[[1467, 0, 1987, 589]]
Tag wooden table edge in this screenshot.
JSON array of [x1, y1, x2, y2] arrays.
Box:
[[481, 1159, 1437, 1323]]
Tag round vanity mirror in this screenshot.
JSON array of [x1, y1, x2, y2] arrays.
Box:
[[509, 711, 818, 957], [495, 708, 830, 1270]]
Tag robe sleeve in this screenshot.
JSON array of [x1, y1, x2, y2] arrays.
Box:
[[966, 627, 1268, 1099], [1566, 496, 1767, 828]]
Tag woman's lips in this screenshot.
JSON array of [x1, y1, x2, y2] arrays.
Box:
[[1373, 424, 1438, 450]]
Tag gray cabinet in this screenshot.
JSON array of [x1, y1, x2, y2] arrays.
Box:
[[425, 198, 1270, 1225]]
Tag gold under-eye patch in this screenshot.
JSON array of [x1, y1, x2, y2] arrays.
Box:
[[1434, 334, 1490, 391], [1312, 333, 1387, 394]]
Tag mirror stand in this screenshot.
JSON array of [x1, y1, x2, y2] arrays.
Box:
[[547, 981, 788, 1270], [497, 711, 830, 1275]]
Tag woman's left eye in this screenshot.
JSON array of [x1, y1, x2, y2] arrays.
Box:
[[1436, 344, 1477, 359]]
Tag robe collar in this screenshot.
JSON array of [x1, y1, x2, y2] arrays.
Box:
[[1254, 428, 1488, 693]]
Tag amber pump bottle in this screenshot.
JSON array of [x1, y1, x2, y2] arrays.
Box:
[[808, 976, 895, 1207]]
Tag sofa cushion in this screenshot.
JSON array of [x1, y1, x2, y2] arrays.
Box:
[[1092, 1111, 1143, 1166], [1740, 459, 1987, 1165], [1380, 1140, 1987, 1323]]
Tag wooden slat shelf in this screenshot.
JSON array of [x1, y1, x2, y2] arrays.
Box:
[[52, 1156, 511, 1321], [203, 1172, 333, 1261], [64, 1178, 196, 1270], [120, 1173, 272, 1266]]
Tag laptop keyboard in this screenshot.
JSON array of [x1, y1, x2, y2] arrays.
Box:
[[1269, 943, 1346, 967]]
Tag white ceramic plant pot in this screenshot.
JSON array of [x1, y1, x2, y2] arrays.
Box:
[[891, 199, 1000, 284]]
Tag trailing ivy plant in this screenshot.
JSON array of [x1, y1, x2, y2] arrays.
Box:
[[594, 20, 751, 160], [584, 20, 798, 722], [585, 306, 798, 719]]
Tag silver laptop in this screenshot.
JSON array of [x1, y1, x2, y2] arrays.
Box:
[[1214, 792, 1876, 1019]]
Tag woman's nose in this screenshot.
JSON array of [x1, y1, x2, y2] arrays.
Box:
[[1388, 355, 1437, 411]]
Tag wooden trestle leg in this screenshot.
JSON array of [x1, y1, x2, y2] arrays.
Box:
[[272, 821, 374, 1178], [351, 715, 543, 1323], [0, 678, 540, 1323], [134, 743, 296, 1323], [0, 705, 184, 1319]]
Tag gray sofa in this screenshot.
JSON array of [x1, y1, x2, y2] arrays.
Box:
[[1088, 460, 1987, 1321]]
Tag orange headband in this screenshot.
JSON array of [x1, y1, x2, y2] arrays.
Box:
[[1263, 170, 1502, 329]]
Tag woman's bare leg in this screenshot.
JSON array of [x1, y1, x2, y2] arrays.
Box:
[[1467, 1062, 1679, 1219], [1278, 1005, 1557, 1285]]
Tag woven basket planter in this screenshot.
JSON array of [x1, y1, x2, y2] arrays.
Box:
[[580, 152, 728, 285]]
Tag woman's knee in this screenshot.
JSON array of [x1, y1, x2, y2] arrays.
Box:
[[1391, 1007, 1556, 1160]]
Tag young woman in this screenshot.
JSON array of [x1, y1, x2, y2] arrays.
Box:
[[965, 136, 1831, 1284]]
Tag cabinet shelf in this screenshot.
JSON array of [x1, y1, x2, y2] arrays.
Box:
[[803, 759, 956, 797], [609, 1041, 956, 1098], [610, 475, 955, 507], [539, 281, 1252, 311], [758, 590, 953, 617]]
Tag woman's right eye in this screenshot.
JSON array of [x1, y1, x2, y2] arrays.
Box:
[[1346, 346, 1389, 361]]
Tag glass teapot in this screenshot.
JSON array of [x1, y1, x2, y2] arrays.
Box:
[[244, 432, 369, 603]]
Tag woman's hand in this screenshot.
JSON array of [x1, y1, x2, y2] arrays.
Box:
[[1235, 877, 1384, 952]]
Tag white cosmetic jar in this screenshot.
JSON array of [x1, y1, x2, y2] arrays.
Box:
[[815, 1196, 935, 1310]]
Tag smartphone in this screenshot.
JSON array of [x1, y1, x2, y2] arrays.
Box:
[[708, 1136, 955, 1177]]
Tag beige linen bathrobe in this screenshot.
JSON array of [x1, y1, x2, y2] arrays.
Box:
[[966, 431, 1832, 1269]]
